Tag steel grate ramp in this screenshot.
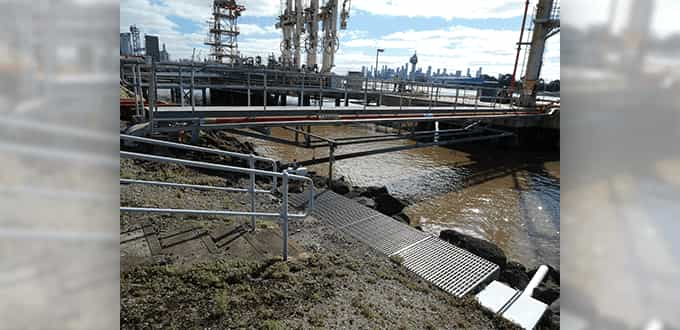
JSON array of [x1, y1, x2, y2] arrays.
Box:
[[291, 190, 499, 297]]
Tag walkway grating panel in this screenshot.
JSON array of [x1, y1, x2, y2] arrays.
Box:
[[290, 190, 499, 297]]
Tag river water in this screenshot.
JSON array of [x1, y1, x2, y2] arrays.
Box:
[[239, 124, 560, 268]]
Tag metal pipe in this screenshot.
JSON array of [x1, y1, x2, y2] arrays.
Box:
[[120, 151, 310, 183], [522, 265, 549, 298], [510, 0, 531, 96], [120, 207, 304, 219], [120, 134, 277, 165], [120, 179, 269, 193], [281, 170, 289, 260], [247, 72, 251, 107], [191, 49, 196, 113], [263, 72, 268, 110], [249, 154, 256, 231]]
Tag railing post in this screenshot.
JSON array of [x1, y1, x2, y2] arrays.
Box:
[[344, 78, 349, 106], [281, 170, 289, 261], [247, 72, 251, 107], [363, 76, 368, 110], [319, 76, 323, 110], [179, 65, 184, 107], [301, 72, 305, 106], [399, 80, 403, 111], [475, 88, 479, 110], [328, 143, 335, 188], [149, 61, 157, 131], [249, 154, 256, 231], [428, 82, 433, 110], [190, 60, 195, 113], [272, 161, 278, 193], [379, 80, 383, 106], [263, 72, 268, 110], [454, 88, 459, 111]]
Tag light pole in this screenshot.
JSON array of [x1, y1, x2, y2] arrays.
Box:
[[374, 48, 384, 90]]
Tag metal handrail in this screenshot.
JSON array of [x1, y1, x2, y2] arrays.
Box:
[[119, 137, 314, 260], [121, 134, 278, 191]]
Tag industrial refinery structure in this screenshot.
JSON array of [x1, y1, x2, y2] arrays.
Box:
[[276, 0, 351, 73]]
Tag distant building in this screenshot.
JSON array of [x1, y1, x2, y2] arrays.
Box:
[[426, 65, 432, 78], [455, 70, 461, 77], [475, 67, 483, 78], [466, 68, 471, 77], [120, 33, 133, 55], [160, 43, 170, 62], [145, 35, 160, 62]]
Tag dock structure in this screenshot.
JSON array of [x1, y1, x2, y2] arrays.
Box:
[[290, 190, 500, 297]]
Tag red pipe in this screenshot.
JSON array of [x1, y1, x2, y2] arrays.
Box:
[[509, 0, 531, 96]]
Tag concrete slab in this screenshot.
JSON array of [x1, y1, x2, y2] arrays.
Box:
[[120, 228, 151, 258]]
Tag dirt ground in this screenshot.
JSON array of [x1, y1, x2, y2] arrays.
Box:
[[120, 152, 519, 329]]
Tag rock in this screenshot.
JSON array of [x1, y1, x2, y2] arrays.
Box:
[[352, 197, 376, 209], [391, 212, 411, 225], [414, 225, 424, 231], [536, 299, 560, 330], [374, 193, 407, 216], [345, 186, 366, 199], [439, 229, 507, 268], [499, 261, 529, 289], [529, 265, 560, 305], [359, 186, 388, 198], [330, 177, 351, 195]]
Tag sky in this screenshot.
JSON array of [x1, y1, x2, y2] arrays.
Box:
[[120, 0, 561, 80]]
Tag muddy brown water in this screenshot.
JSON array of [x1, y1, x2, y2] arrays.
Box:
[[236, 124, 559, 269]]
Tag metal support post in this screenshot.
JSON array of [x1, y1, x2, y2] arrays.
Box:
[[249, 155, 256, 231], [319, 77, 323, 110], [344, 79, 349, 106], [475, 88, 479, 110], [190, 51, 196, 113], [363, 77, 368, 110], [429, 82, 433, 110], [301, 72, 305, 106], [379, 80, 383, 106], [399, 81, 403, 110], [454, 88, 459, 111], [179, 65, 184, 107], [247, 72, 251, 106], [281, 171, 289, 261], [328, 143, 335, 188], [131, 64, 141, 119], [264, 72, 268, 110], [149, 61, 157, 129]]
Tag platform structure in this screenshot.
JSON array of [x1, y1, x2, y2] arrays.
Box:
[[290, 190, 500, 297]]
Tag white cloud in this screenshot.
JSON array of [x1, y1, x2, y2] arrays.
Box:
[[352, 0, 526, 19], [120, 0, 560, 79]]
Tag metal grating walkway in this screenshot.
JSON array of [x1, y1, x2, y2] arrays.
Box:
[[290, 190, 499, 297]]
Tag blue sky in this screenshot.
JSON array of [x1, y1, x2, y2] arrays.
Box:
[[121, 0, 561, 80]]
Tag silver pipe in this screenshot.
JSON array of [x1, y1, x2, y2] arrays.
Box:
[[120, 179, 269, 194], [120, 134, 277, 165], [281, 170, 289, 260], [120, 207, 305, 219]]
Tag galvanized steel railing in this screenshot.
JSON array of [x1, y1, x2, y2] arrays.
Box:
[[119, 134, 314, 260]]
